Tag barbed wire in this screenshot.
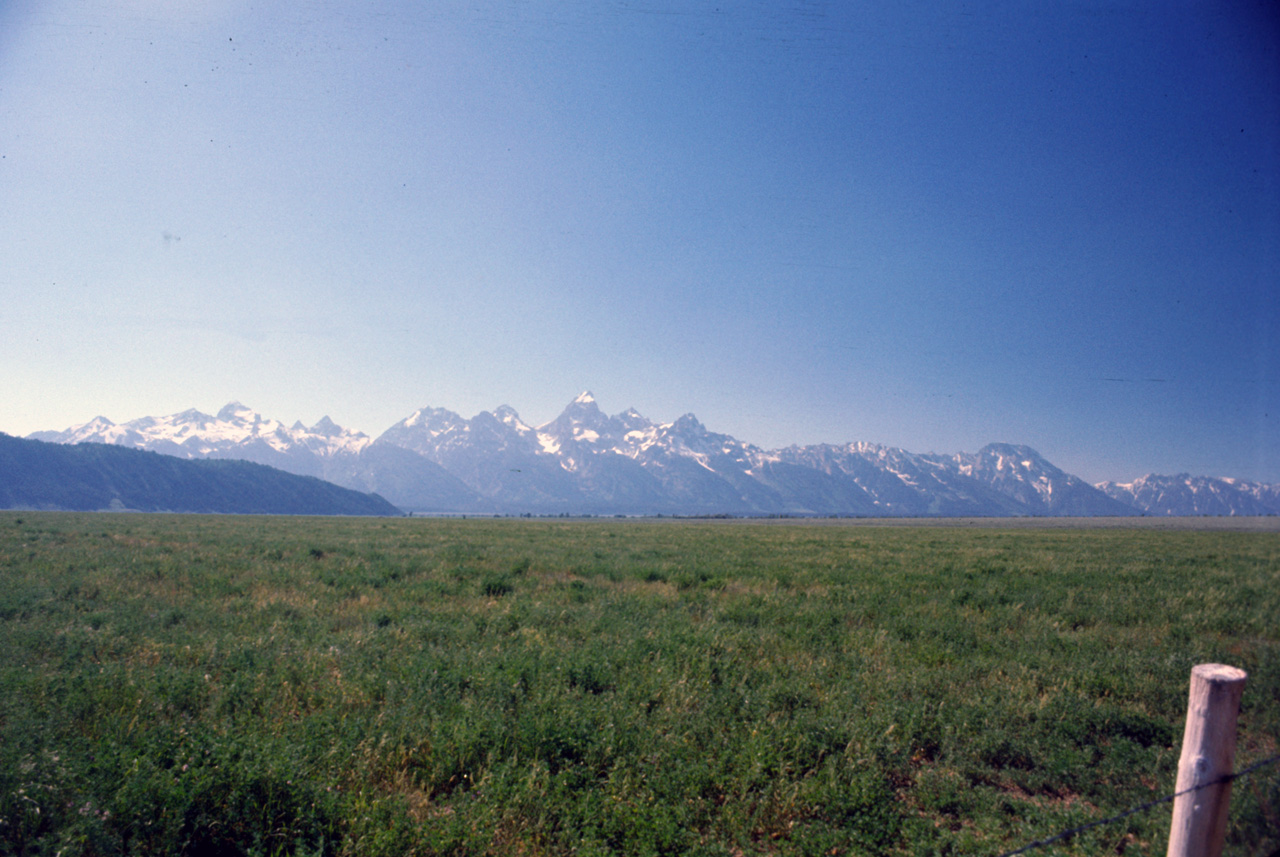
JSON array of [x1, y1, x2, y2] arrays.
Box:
[[995, 753, 1280, 857]]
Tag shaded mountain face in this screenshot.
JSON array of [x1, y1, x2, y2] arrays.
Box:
[[1096, 474, 1280, 517], [769, 441, 1134, 517], [375, 403, 579, 511], [0, 434, 399, 516], [27, 394, 1275, 516], [30, 403, 482, 513], [949, 444, 1138, 517], [775, 443, 1025, 517]]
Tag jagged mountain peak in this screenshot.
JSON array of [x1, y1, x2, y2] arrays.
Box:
[[617, 407, 653, 432], [976, 442, 1048, 460], [399, 405, 464, 429], [558, 392, 605, 419], [32, 415, 126, 446], [310, 416, 343, 436], [493, 405, 532, 433], [25, 395, 1275, 518], [538, 393, 615, 444], [1096, 472, 1280, 516], [965, 444, 1063, 476], [30, 402, 371, 463], [217, 401, 257, 422], [670, 413, 706, 433], [1098, 473, 1156, 491], [953, 442, 1136, 516]]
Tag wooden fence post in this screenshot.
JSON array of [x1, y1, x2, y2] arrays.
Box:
[[1166, 663, 1248, 857]]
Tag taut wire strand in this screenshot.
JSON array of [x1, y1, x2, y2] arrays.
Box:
[[994, 753, 1280, 857]]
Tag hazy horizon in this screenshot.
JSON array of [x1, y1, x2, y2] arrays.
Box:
[[19, 389, 1280, 489], [2, 2, 1276, 485]]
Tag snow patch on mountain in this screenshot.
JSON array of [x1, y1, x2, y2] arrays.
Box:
[[1097, 474, 1280, 516], [27, 393, 1278, 517], [31, 403, 371, 458]]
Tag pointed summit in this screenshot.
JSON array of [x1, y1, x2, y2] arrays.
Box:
[[310, 416, 343, 437], [544, 392, 607, 427], [537, 392, 615, 447], [217, 401, 256, 422], [558, 391, 606, 421], [493, 405, 531, 434], [616, 407, 653, 432], [401, 405, 464, 430], [671, 413, 705, 434]]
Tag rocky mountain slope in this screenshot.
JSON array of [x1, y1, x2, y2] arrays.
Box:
[[1096, 474, 1280, 517]]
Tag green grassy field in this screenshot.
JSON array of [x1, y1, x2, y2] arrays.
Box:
[[1, 512, 1276, 856]]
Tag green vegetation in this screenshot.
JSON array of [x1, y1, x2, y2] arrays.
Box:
[[1, 513, 1276, 856]]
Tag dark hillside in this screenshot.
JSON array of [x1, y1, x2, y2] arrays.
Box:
[[0, 434, 400, 515]]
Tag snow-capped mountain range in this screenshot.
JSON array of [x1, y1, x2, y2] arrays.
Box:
[[1096, 474, 1280, 518], [27, 393, 1280, 517], [39, 401, 373, 464]]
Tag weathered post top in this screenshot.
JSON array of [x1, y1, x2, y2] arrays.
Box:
[[1191, 663, 1248, 683], [1166, 663, 1248, 857]]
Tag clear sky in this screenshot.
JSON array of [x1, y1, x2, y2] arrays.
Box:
[[2, 1, 1277, 484]]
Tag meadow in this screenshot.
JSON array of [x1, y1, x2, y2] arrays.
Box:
[[0, 512, 1276, 856]]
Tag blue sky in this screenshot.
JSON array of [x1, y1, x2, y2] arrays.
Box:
[[1, 1, 1277, 484]]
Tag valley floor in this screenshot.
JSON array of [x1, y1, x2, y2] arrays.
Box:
[[2, 512, 1276, 855]]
